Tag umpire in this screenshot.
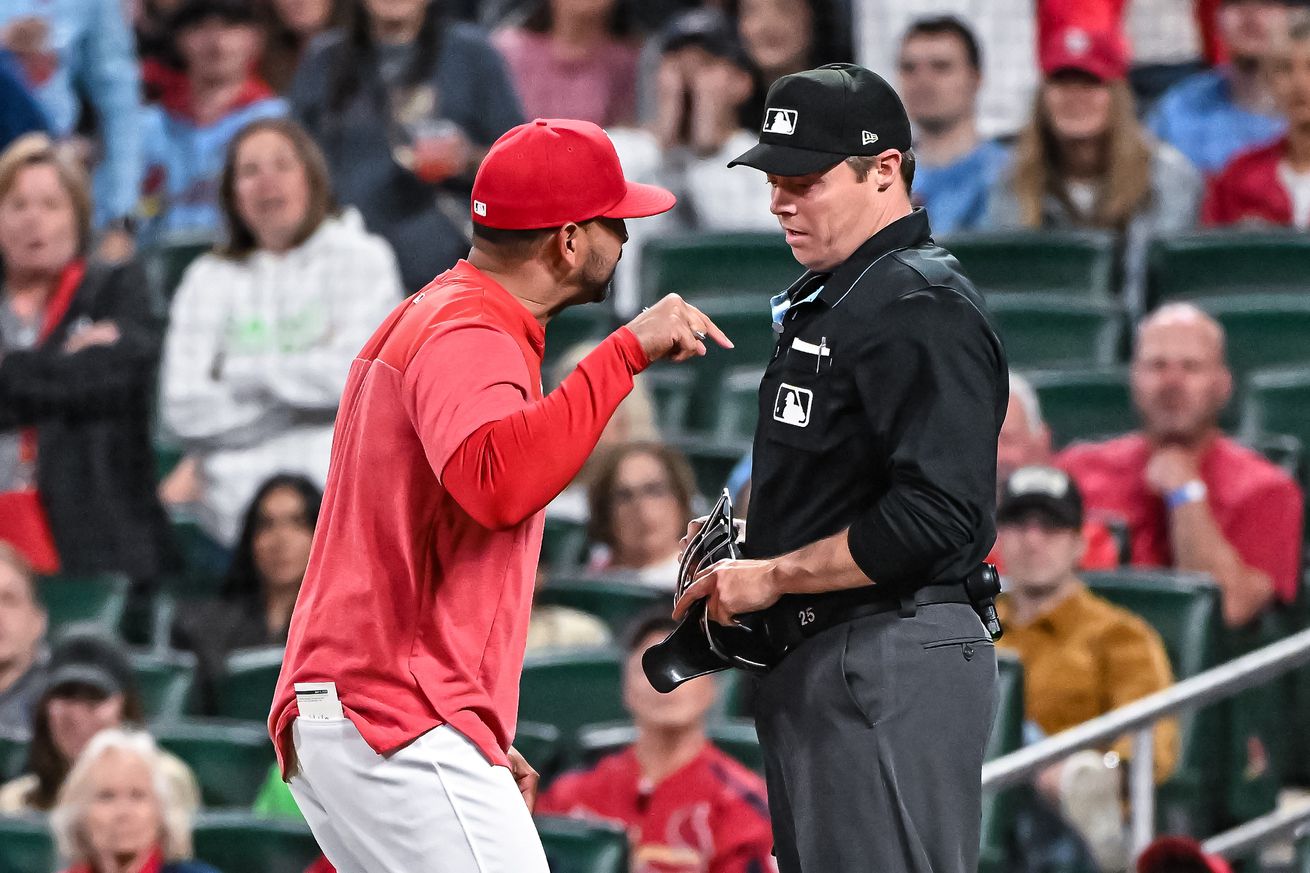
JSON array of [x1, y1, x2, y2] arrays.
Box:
[[672, 63, 1008, 872]]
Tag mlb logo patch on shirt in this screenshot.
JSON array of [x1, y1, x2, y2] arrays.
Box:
[[764, 109, 798, 136], [774, 383, 813, 427]]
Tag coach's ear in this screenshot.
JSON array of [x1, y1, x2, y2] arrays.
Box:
[[552, 222, 585, 272]]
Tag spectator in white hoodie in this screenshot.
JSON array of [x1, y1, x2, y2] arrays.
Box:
[[159, 117, 403, 544]]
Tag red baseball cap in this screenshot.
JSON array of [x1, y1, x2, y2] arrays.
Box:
[[1041, 26, 1130, 82], [470, 118, 676, 230], [1137, 837, 1232, 873]]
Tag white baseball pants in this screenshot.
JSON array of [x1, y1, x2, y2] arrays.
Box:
[[288, 718, 550, 873]]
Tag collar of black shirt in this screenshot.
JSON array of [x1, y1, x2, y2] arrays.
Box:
[[783, 208, 933, 309]]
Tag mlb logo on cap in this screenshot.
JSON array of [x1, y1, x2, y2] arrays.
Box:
[[764, 108, 798, 136]]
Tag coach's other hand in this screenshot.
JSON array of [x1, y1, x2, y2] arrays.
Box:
[[627, 293, 733, 363], [507, 746, 540, 811]]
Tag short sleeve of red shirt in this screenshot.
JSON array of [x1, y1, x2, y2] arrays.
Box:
[[1228, 476, 1303, 603], [402, 324, 533, 482]]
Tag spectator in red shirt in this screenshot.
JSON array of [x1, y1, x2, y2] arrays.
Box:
[[1203, 14, 1310, 227], [990, 372, 1120, 573], [1058, 303, 1303, 627], [537, 611, 775, 873]]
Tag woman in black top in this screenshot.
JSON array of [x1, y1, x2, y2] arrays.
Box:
[[172, 474, 321, 713]]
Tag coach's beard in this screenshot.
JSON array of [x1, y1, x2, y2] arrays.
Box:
[[581, 253, 618, 304]]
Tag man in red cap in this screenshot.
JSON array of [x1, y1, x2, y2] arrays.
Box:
[[266, 117, 731, 873]]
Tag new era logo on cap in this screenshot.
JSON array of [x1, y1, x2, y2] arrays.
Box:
[[473, 200, 487, 217], [764, 108, 798, 135], [862, 131, 878, 145]]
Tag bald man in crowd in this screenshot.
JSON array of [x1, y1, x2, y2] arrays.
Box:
[[1058, 304, 1303, 628]]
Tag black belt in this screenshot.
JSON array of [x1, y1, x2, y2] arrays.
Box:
[[783, 583, 972, 644]]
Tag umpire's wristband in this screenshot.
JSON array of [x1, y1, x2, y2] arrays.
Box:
[[1165, 480, 1207, 511]]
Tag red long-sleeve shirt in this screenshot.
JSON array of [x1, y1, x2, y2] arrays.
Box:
[[269, 260, 649, 774]]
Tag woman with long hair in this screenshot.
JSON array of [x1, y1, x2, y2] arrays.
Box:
[[260, 0, 349, 94], [987, 27, 1201, 313], [289, 0, 524, 292], [159, 118, 401, 545], [493, 0, 639, 128], [727, 0, 852, 131], [172, 474, 321, 713]]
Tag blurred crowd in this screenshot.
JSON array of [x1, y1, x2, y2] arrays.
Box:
[[2, 0, 1310, 871]]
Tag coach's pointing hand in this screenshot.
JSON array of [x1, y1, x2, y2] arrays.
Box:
[[507, 746, 540, 811], [627, 293, 733, 363]]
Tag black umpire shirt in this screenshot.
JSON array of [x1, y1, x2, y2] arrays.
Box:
[[742, 208, 1008, 603]]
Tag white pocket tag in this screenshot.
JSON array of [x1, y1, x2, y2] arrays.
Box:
[[295, 682, 344, 721], [790, 337, 831, 357]]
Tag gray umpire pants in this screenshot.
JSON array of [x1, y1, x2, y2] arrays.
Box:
[[753, 601, 998, 873]]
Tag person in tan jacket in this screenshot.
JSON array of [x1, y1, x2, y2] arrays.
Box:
[[996, 465, 1178, 872]]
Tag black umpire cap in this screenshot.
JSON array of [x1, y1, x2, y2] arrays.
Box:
[[996, 466, 1084, 530], [729, 63, 912, 176]]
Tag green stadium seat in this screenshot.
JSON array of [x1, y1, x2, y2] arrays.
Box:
[[640, 232, 800, 305], [1195, 295, 1310, 385], [536, 815, 629, 873], [1147, 231, 1310, 308], [715, 367, 764, 442], [1025, 369, 1134, 448], [674, 296, 776, 434], [542, 516, 589, 572], [166, 518, 229, 601], [152, 234, 215, 301], [519, 650, 625, 750], [575, 719, 764, 773], [154, 438, 185, 483], [535, 577, 666, 637], [989, 295, 1124, 370], [542, 304, 613, 374], [943, 230, 1117, 299], [1242, 367, 1310, 459], [0, 815, 54, 873], [0, 732, 26, 781], [39, 573, 129, 638], [1082, 570, 1224, 834], [1081, 571, 1220, 679], [155, 719, 275, 807], [642, 366, 695, 435], [214, 646, 284, 722], [192, 812, 320, 873], [980, 651, 1025, 873], [514, 721, 563, 783], [132, 649, 196, 720], [669, 436, 750, 499]]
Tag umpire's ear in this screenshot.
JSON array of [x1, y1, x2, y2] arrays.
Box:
[[872, 148, 903, 193]]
